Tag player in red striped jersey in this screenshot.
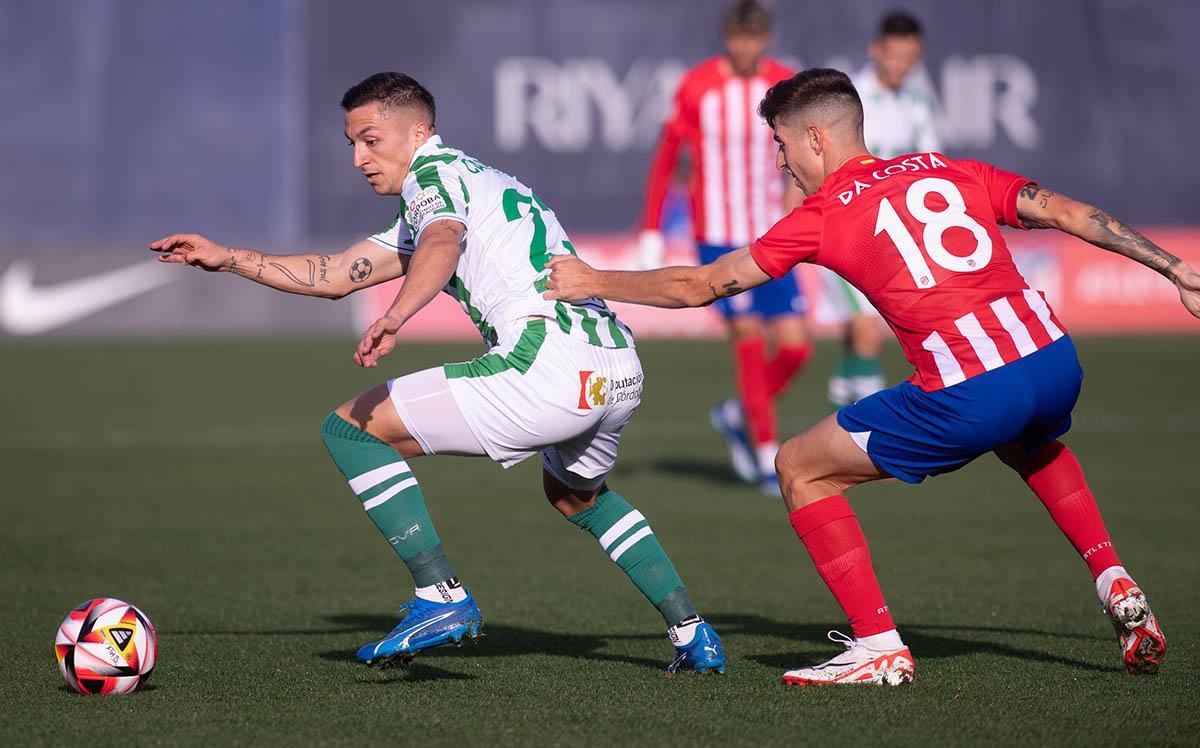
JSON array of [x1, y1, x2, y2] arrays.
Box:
[[639, 0, 811, 495], [546, 69, 1200, 685]]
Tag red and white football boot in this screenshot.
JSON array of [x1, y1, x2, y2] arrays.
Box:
[[782, 631, 914, 687], [1101, 575, 1166, 675]]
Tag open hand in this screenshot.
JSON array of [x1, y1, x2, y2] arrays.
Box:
[[149, 233, 231, 271], [354, 314, 403, 368], [542, 255, 596, 302]]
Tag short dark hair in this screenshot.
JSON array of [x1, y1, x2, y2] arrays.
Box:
[[722, 0, 772, 36], [878, 11, 923, 39], [758, 68, 863, 133], [340, 72, 436, 126]]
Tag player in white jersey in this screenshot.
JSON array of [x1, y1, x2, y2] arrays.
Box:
[[149, 72, 725, 674], [820, 12, 943, 408]]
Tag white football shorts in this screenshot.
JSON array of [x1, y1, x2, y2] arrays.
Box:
[[387, 318, 642, 491]]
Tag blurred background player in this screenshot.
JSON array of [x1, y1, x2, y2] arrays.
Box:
[[821, 11, 942, 408], [638, 0, 811, 495]]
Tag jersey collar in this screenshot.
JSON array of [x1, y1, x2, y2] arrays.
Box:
[[408, 134, 445, 170]]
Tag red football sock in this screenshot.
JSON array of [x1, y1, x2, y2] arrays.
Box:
[[789, 495, 896, 638], [1018, 441, 1122, 579], [765, 343, 812, 398], [733, 337, 775, 446]]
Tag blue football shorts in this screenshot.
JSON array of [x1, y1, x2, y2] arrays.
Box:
[[837, 336, 1084, 483], [698, 243, 806, 319]]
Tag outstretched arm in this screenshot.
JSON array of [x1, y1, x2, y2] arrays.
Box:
[[353, 219, 465, 368], [543, 246, 772, 309], [149, 234, 407, 299], [1016, 185, 1200, 318]]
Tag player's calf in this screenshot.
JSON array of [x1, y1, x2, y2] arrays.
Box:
[[321, 411, 478, 660], [548, 473, 725, 674]]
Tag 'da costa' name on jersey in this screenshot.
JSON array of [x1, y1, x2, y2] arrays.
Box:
[[750, 152, 1067, 392]]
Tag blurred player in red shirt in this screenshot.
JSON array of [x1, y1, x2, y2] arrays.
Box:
[[639, 0, 810, 495], [547, 68, 1200, 685]]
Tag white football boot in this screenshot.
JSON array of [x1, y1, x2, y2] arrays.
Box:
[[782, 630, 914, 687], [1096, 568, 1166, 674]]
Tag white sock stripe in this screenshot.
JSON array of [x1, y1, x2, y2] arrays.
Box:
[[597, 510, 645, 551], [609, 526, 654, 562], [362, 476, 419, 511], [348, 461, 409, 495], [990, 296, 1038, 356]]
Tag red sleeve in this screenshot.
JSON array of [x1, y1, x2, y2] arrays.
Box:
[[748, 199, 824, 279], [640, 84, 692, 231], [957, 158, 1036, 230]]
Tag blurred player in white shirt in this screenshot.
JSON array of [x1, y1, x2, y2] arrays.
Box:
[[821, 11, 942, 408]]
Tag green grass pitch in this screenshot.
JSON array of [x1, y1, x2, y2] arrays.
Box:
[[3, 336, 1197, 747]]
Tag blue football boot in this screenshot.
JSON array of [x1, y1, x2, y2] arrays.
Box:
[[667, 620, 727, 674], [710, 398, 757, 484], [357, 593, 483, 665]]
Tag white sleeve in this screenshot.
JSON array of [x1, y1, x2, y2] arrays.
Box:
[[368, 211, 417, 254], [401, 163, 469, 243]]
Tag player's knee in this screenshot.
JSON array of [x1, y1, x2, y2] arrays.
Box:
[[542, 469, 599, 517]]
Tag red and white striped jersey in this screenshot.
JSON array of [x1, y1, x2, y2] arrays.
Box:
[[750, 152, 1067, 391], [642, 56, 794, 247]]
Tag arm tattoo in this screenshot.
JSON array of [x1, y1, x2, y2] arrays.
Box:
[[1085, 208, 1182, 279], [317, 254, 330, 284], [348, 257, 373, 283], [254, 252, 265, 280], [708, 278, 744, 301], [1016, 186, 1058, 228], [269, 259, 316, 287]]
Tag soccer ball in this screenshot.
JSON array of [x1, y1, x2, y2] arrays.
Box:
[[54, 597, 157, 695]]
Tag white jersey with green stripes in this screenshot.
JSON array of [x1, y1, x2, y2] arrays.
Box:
[[368, 135, 633, 350]]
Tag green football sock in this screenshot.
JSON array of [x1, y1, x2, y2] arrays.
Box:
[[840, 353, 882, 378], [568, 490, 698, 627], [319, 412, 454, 587]]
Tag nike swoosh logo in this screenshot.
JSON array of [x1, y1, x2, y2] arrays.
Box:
[[0, 259, 178, 335]]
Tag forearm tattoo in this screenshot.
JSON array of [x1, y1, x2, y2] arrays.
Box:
[[318, 255, 330, 284], [1085, 208, 1182, 279], [708, 278, 744, 301], [269, 259, 316, 287]]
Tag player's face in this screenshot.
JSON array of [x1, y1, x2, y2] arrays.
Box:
[[723, 31, 770, 77], [870, 34, 923, 90], [344, 103, 425, 195], [773, 122, 822, 196]]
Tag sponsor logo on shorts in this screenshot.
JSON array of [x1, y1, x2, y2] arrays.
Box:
[[577, 370, 607, 409], [578, 370, 642, 409]]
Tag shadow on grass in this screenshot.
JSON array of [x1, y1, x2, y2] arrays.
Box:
[[169, 613, 665, 679], [58, 683, 159, 695], [708, 613, 1120, 674], [318, 614, 665, 672], [651, 456, 745, 487]]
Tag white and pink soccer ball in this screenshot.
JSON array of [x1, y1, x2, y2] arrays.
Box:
[[54, 597, 157, 695]]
